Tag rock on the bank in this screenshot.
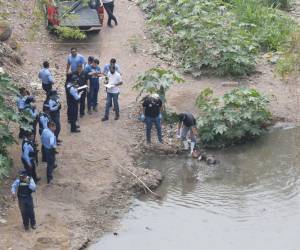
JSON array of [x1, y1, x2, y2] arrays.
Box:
[[128, 166, 162, 192]]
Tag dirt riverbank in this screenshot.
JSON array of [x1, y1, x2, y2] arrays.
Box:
[[1, 0, 300, 249]]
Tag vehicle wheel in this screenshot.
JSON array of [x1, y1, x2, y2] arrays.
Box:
[[0, 22, 12, 42]]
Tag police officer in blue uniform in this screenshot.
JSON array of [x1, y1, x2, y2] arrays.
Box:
[[38, 105, 51, 162], [23, 99, 38, 141], [21, 132, 40, 183], [17, 88, 36, 139], [46, 90, 62, 144], [66, 78, 83, 133], [41, 121, 57, 184], [11, 170, 37, 231]]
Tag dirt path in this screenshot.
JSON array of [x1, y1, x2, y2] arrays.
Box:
[[1, 0, 300, 249]]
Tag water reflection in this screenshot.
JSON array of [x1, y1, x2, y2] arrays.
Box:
[[90, 127, 300, 250]]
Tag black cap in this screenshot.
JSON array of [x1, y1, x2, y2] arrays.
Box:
[[71, 74, 79, 83], [25, 96, 35, 104], [49, 90, 58, 96], [19, 169, 27, 176]]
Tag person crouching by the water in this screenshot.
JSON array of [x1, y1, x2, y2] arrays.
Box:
[[66, 75, 83, 133], [177, 113, 198, 154], [142, 94, 163, 144], [41, 121, 57, 184], [21, 131, 40, 183], [11, 170, 37, 231]]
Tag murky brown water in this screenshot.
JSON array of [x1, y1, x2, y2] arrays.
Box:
[[90, 127, 300, 250]]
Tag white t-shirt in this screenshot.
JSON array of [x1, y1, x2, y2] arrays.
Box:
[[107, 71, 122, 94]]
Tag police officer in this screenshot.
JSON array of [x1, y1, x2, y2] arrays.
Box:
[[38, 105, 51, 162], [47, 90, 62, 144], [11, 170, 37, 231], [17, 88, 35, 139], [21, 132, 40, 183], [66, 77, 83, 133], [23, 100, 38, 141], [65, 73, 74, 123], [41, 121, 57, 184], [73, 64, 89, 117]]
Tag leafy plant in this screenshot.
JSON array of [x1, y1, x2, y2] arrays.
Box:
[[133, 67, 184, 104], [55, 26, 86, 40], [138, 0, 296, 76], [0, 72, 25, 178], [196, 87, 271, 148]]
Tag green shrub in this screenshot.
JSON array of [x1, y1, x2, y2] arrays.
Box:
[[138, 0, 296, 76], [196, 88, 271, 148], [133, 67, 184, 104], [55, 26, 87, 40], [0, 73, 25, 178]]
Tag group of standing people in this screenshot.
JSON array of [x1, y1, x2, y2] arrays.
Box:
[[12, 47, 123, 231], [11, 43, 199, 232]]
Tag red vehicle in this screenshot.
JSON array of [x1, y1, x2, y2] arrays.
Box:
[[45, 0, 104, 32]]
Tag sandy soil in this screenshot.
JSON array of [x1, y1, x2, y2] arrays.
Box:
[[1, 0, 300, 249]]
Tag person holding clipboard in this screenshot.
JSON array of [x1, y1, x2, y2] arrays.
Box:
[[101, 65, 123, 121]]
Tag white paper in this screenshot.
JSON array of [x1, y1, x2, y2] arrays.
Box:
[[77, 85, 88, 90], [104, 84, 114, 89]]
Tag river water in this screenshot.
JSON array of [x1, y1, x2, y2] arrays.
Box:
[[90, 127, 300, 250]]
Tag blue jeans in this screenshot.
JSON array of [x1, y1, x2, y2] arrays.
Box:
[[88, 82, 99, 109], [45, 148, 55, 183], [104, 92, 119, 118], [145, 116, 162, 143]]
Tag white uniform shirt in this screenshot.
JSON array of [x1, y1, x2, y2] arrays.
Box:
[[107, 71, 122, 94]]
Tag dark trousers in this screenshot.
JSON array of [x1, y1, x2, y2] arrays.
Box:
[[104, 92, 119, 118], [50, 111, 61, 140], [45, 148, 55, 183], [103, 1, 117, 25], [32, 120, 37, 142], [69, 103, 79, 131], [145, 115, 163, 143], [21, 158, 38, 183], [41, 145, 46, 162], [39, 129, 46, 162], [18, 196, 36, 229], [88, 82, 99, 110], [42, 83, 52, 95], [80, 91, 87, 115]]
